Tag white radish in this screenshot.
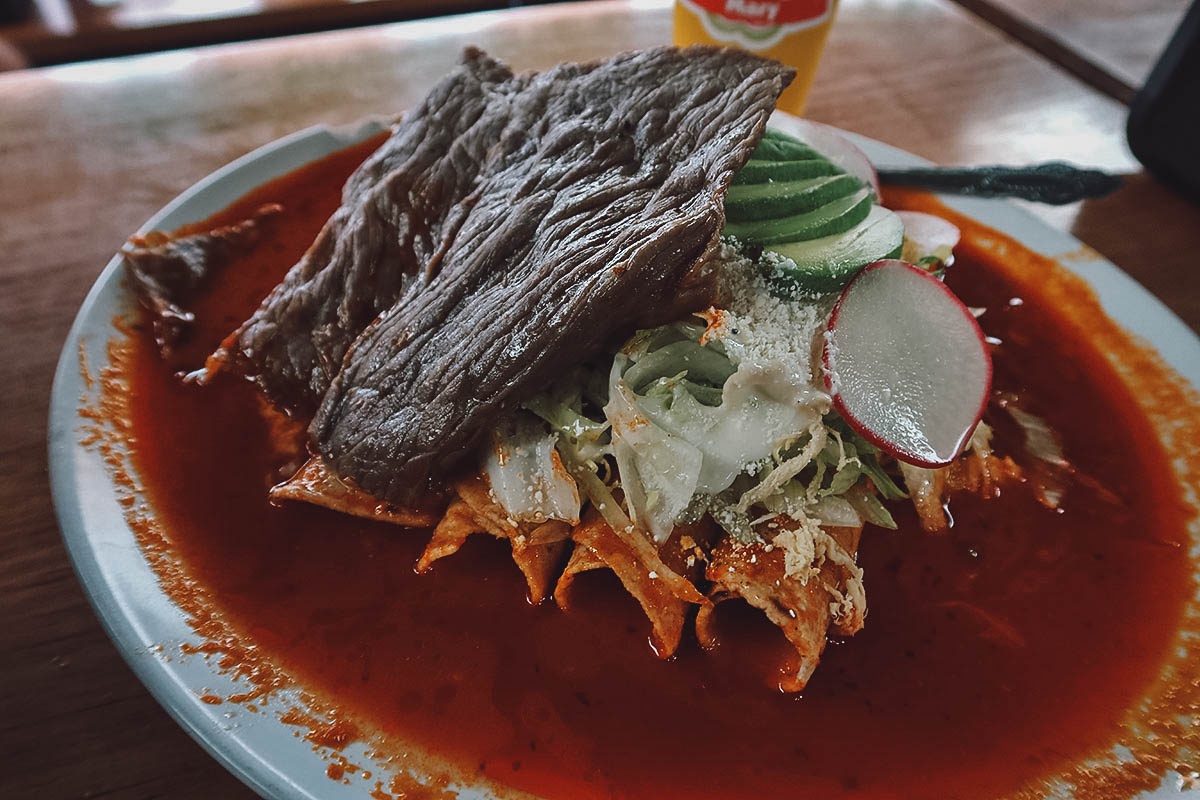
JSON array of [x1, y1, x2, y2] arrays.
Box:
[[824, 259, 992, 467], [896, 211, 961, 266], [783, 118, 881, 198]]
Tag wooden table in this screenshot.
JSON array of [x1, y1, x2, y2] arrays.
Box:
[[949, 0, 1192, 101], [2, 0, 501, 66], [2, 0, 1198, 797]]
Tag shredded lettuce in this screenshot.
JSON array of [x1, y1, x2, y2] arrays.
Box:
[[623, 326, 826, 490], [520, 370, 638, 536]]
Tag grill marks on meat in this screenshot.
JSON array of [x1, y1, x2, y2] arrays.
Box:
[[123, 204, 281, 355], [311, 46, 794, 501], [219, 49, 520, 414]]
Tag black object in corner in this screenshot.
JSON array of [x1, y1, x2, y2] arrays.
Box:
[[1127, 0, 1200, 203]]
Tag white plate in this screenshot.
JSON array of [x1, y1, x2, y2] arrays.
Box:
[[49, 114, 1200, 799]]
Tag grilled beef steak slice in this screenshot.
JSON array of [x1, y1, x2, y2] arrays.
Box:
[[218, 48, 520, 415], [311, 46, 794, 501], [124, 204, 281, 355]]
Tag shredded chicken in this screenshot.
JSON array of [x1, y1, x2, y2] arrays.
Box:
[[696, 520, 864, 691]]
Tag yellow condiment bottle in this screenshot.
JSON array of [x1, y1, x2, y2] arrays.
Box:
[[673, 0, 837, 115]]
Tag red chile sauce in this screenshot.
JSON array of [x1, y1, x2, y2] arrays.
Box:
[[123, 137, 1194, 799]]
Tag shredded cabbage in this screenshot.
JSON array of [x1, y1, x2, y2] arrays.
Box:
[[492, 249, 925, 543], [606, 371, 704, 542], [846, 485, 899, 530], [603, 319, 839, 543], [523, 385, 610, 467], [484, 413, 581, 524]]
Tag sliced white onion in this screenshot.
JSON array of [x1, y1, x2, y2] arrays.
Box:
[[897, 461, 949, 532], [1007, 406, 1069, 468], [896, 210, 961, 266]]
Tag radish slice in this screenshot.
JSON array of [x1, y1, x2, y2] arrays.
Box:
[[896, 211, 961, 265], [783, 119, 881, 198], [824, 259, 992, 467]]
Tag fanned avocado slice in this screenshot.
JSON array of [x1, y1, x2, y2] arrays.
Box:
[[724, 189, 873, 245], [726, 126, 901, 296], [725, 173, 861, 220], [731, 158, 851, 186], [762, 205, 906, 294], [751, 130, 820, 161]]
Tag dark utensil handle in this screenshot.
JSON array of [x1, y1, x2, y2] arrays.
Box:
[[877, 162, 1123, 204]]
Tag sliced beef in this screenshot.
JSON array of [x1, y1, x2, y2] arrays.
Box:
[[218, 48, 521, 414], [123, 204, 281, 354], [312, 46, 793, 501]]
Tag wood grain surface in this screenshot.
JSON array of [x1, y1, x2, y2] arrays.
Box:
[[951, 0, 1191, 94], [1, 1, 1198, 798], [4, 0, 501, 66]]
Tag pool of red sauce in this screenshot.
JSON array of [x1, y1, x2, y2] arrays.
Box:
[[123, 137, 1194, 799]]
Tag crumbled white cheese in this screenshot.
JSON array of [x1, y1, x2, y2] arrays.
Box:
[[711, 243, 835, 398]]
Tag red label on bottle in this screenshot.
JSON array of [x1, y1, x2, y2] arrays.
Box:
[[688, 0, 830, 27]]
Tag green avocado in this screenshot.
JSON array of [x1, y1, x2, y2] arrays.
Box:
[[751, 130, 819, 162], [761, 205, 906, 294], [725, 173, 861, 220], [731, 158, 851, 186], [724, 188, 873, 245]]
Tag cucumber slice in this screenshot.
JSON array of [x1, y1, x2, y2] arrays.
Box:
[[726, 174, 860, 221], [761, 205, 906, 295], [724, 189, 873, 245], [752, 131, 820, 162], [732, 158, 847, 186]]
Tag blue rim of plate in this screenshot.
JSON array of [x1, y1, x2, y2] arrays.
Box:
[[48, 113, 1200, 800]]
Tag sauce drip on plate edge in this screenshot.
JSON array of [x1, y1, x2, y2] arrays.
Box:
[[77, 141, 1200, 800]]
